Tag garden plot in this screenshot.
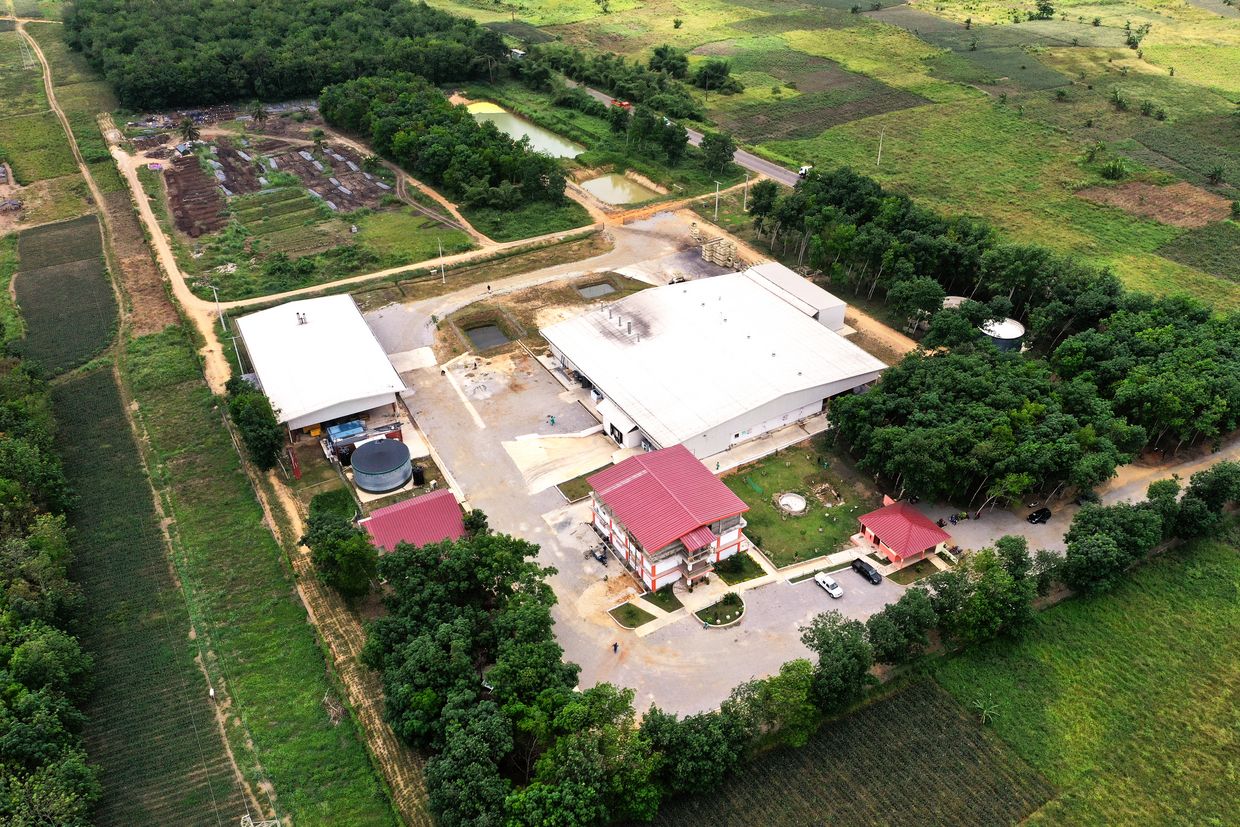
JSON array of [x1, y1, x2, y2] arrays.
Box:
[[52, 369, 249, 827], [262, 140, 390, 212], [164, 154, 226, 236], [652, 682, 1051, 826], [12, 215, 116, 374]]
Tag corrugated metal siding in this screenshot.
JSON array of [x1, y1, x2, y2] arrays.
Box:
[[361, 490, 467, 552]]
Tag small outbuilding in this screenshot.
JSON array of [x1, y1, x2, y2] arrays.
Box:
[[236, 294, 407, 434], [857, 502, 951, 565], [360, 489, 466, 552]]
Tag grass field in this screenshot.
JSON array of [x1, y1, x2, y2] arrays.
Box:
[[725, 439, 878, 568], [0, 30, 47, 117], [936, 534, 1240, 824], [610, 601, 657, 628], [460, 198, 593, 242], [52, 369, 251, 826], [12, 215, 116, 373], [0, 111, 78, 183], [652, 681, 1052, 825], [123, 327, 396, 826], [0, 234, 21, 343], [1156, 220, 1240, 282]]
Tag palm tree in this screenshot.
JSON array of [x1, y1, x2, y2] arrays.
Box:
[[178, 117, 200, 143], [248, 100, 268, 127]]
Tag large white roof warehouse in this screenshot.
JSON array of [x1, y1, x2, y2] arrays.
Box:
[[542, 270, 886, 459], [237, 295, 407, 431]]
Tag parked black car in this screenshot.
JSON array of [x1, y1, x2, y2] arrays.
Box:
[[1027, 507, 1052, 524], [851, 557, 882, 585]]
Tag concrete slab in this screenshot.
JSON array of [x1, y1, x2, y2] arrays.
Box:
[[389, 346, 437, 372], [503, 433, 619, 494]]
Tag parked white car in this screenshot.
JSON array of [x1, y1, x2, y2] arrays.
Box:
[[813, 572, 844, 598]]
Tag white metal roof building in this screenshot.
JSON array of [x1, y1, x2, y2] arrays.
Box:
[[236, 294, 408, 431], [741, 262, 848, 331], [542, 272, 886, 459]]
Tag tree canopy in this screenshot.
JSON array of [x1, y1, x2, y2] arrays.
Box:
[[64, 0, 507, 109]]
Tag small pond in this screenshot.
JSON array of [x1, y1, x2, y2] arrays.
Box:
[[467, 101, 584, 159], [465, 324, 510, 350], [580, 173, 660, 205], [577, 282, 616, 299]]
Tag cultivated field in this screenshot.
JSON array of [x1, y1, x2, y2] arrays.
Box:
[[12, 214, 116, 373], [936, 534, 1240, 824], [431, 0, 1240, 306], [53, 368, 251, 827], [123, 327, 398, 826], [651, 681, 1053, 826]]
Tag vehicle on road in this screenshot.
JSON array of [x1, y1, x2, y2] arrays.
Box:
[[851, 557, 882, 585], [814, 572, 844, 598], [798, 165, 813, 178], [1027, 507, 1052, 524]]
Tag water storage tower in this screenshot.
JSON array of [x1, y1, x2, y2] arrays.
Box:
[[980, 318, 1026, 352], [350, 439, 413, 494]]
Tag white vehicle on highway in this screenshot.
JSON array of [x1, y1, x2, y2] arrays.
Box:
[[813, 572, 844, 598]]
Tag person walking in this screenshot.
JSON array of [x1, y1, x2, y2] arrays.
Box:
[[612, 641, 619, 654]]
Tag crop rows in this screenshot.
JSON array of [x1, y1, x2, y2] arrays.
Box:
[[233, 186, 307, 209], [52, 369, 247, 827], [653, 682, 1051, 826], [1157, 222, 1240, 282], [260, 222, 345, 255], [13, 216, 116, 374], [247, 205, 323, 236]]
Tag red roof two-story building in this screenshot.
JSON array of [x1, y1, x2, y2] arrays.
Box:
[[588, 445, 749, 591]]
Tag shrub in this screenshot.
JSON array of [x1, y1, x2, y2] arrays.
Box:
[[1101, 159, 1127, 180], [224, 377, 285, 470]]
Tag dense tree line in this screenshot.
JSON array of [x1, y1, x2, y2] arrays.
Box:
[[364, 523, 903, 825], [320, 75, 567, 211], [760, 167, 1240, 503], [529, 43, 704, 119], [0, 358, 98, 825], [64, 0, 508, 109], [225, 376, 285, 471], [831, 349, 1145, 505], [1062, 462, 1240, 592]]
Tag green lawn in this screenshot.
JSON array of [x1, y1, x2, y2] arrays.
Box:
[[557, 463, 611, 501], [887, 557, 940, 585], [460, 197, 594, 242], [640, 585, 684, 613], [714, 550, 766, 585], [610, 601, 657, 628], [695, 592, 745, 625], [724, 439, 878, 568], [936, 534, 1240, 824], [355, 206, 473, 261]]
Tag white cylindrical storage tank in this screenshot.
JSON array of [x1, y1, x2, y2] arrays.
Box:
[[980, 318, 1026, 352], [351, 439, 412, 493]]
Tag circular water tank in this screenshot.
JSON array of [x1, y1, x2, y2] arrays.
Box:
[[351, 439, 412, 493], [980, 317, 1026, 351]]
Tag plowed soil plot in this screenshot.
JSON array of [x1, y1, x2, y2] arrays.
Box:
[[13, 215, 117, 374], [214, 138, 262, 194], [1077, 181, 1232, 228], [165, 155, 226, 236], [265, 142, 388, 211], [650, 682, 1052, 827]]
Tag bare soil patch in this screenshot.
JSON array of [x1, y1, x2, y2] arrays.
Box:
[[164, 155, 226, 236], [102, 190, 179, 334], [1076, 181, 1232, 228]]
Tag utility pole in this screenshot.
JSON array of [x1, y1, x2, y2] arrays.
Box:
[[713, 180, 721, 222], [742, 172, 750, 212], [228, 335, 244, 374], [438, 238, 445, 283], [876, 127, 885, 168], [210, 284, 226, 332]]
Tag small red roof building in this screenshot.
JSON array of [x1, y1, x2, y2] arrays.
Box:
[[360, 489, 467, 552], [858, 502, 951, 563], [588, 446, 749, 590]]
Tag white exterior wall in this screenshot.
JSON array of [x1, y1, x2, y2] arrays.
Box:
[[592, 495, 747, 590], [816, 300, 846, 332]]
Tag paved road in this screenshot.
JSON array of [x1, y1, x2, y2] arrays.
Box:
[[570, 81, 802, 186]]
